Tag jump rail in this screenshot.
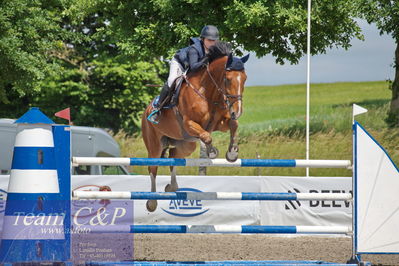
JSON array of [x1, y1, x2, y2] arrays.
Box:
[[73, 191, 353, 201], [72, 157, 352, 168], [75, 225, 352, 234]]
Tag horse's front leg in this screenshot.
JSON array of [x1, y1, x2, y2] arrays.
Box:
[[226, 119, 239, 162], [183, 118, 219, 159]]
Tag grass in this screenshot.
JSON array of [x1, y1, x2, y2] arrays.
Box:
[[116, 80, 396, 177], [239, 81, 391, 135]]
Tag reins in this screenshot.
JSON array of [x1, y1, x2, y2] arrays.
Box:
[[184, 63, 242, 110]]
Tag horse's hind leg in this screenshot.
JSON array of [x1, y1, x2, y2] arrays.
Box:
[[147, 165, 159, 212], [142, 126, 163, 212], [165, 166, 178, 192], [165, 141, 197, 192]]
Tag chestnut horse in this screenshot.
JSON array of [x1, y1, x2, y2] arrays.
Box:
[[141, 42, 249, 211]]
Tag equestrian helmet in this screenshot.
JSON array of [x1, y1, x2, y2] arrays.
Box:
[[200, 25, 219, 40]]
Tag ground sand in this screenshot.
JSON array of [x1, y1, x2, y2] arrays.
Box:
[[133, 234, 399, 265]]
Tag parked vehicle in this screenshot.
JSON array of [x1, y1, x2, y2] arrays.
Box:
[[0, 119, 129, 175]]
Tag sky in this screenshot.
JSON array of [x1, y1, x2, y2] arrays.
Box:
[[244, 20, 396, 86]]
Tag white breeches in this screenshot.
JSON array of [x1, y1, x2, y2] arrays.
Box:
[[167, 58, 185, 87]]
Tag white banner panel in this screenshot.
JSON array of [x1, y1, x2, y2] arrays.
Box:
[[260, 176, 352, 226]]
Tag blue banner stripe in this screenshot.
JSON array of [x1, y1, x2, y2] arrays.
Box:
[[130, 158, 186, 166], [11, 147, 56, 170], [0, 239, 69, 262], [241, 159, 296, 167]]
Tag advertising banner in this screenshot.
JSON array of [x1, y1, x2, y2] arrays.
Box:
[[260, 176, 352, 226], [0, 175, 352, 233]]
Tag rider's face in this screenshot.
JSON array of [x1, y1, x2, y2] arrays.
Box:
[[203, 38, 217, 50]]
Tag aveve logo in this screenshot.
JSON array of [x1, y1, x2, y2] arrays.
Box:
[[162, 188, 209, 217]]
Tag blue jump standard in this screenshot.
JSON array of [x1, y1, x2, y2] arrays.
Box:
[[129, 158, 296, 167]]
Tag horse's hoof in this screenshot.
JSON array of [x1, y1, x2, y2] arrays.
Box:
[[165, 184, 178, 192], [226, 150, 238, 162], [146, 200, 158, 212], [207, 146, 219, 159], [226, 146, 239, 162]]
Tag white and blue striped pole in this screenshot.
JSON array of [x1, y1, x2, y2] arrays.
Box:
[[75, 225, 351, 234], [73, 157, 351, 168], [73, 191, 352, 201], [0, 108, 70, 263]]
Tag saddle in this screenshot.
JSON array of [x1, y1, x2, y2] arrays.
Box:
[[151, 76, 185, 110]]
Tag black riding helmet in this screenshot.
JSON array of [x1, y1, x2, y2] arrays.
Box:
[[200, 25, 219, 40]]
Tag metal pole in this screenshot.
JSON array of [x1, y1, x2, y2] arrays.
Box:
[[306, 0, 312, 177], [352, 109, 356, 260]]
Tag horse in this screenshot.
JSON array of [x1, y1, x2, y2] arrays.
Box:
[[141, 42, 249, 212]]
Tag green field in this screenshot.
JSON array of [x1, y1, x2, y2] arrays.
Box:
[[240, 81, 390, 135], [117, 80, 395, 177]]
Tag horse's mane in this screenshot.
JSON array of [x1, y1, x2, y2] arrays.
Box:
[[207, 41, 232, 63]]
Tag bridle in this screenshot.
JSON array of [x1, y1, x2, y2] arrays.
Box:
[[183, 60, 243, 120], [205, 65, 243, 113]]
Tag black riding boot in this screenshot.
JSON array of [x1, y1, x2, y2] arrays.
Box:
[[148, 83, 170, 124]]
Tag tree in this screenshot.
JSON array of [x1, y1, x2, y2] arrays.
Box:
[[1, 0, 364, 134], [0, 0, 82, 105], [0, 1, 164, 134], [356, 0, 399, 126], [89, 0, 362, 64]]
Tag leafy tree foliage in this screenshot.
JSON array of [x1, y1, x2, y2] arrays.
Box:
[[90, 0, 362, 64], [356, 0, 399, 127], [0, 0, 80, 104], [1, 0, 363, 134]]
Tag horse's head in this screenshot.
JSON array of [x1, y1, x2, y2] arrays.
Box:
[[207, 42, 249, 120], [224, 53, 249, 120]]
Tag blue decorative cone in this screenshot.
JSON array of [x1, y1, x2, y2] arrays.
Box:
[[0, 107, 71, 263]]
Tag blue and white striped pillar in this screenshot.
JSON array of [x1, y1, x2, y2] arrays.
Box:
[[0, 107, 70, 263]]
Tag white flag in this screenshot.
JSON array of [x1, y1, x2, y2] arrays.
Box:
[[353, 104, 368, 117]]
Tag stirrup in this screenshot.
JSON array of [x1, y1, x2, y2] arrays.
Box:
[[147, 109, 160, 124]]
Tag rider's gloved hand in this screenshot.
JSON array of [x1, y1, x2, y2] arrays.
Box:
[[198, 56, 209, 67]]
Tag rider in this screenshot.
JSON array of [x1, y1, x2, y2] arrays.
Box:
[[147, 25, 220, 124]]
